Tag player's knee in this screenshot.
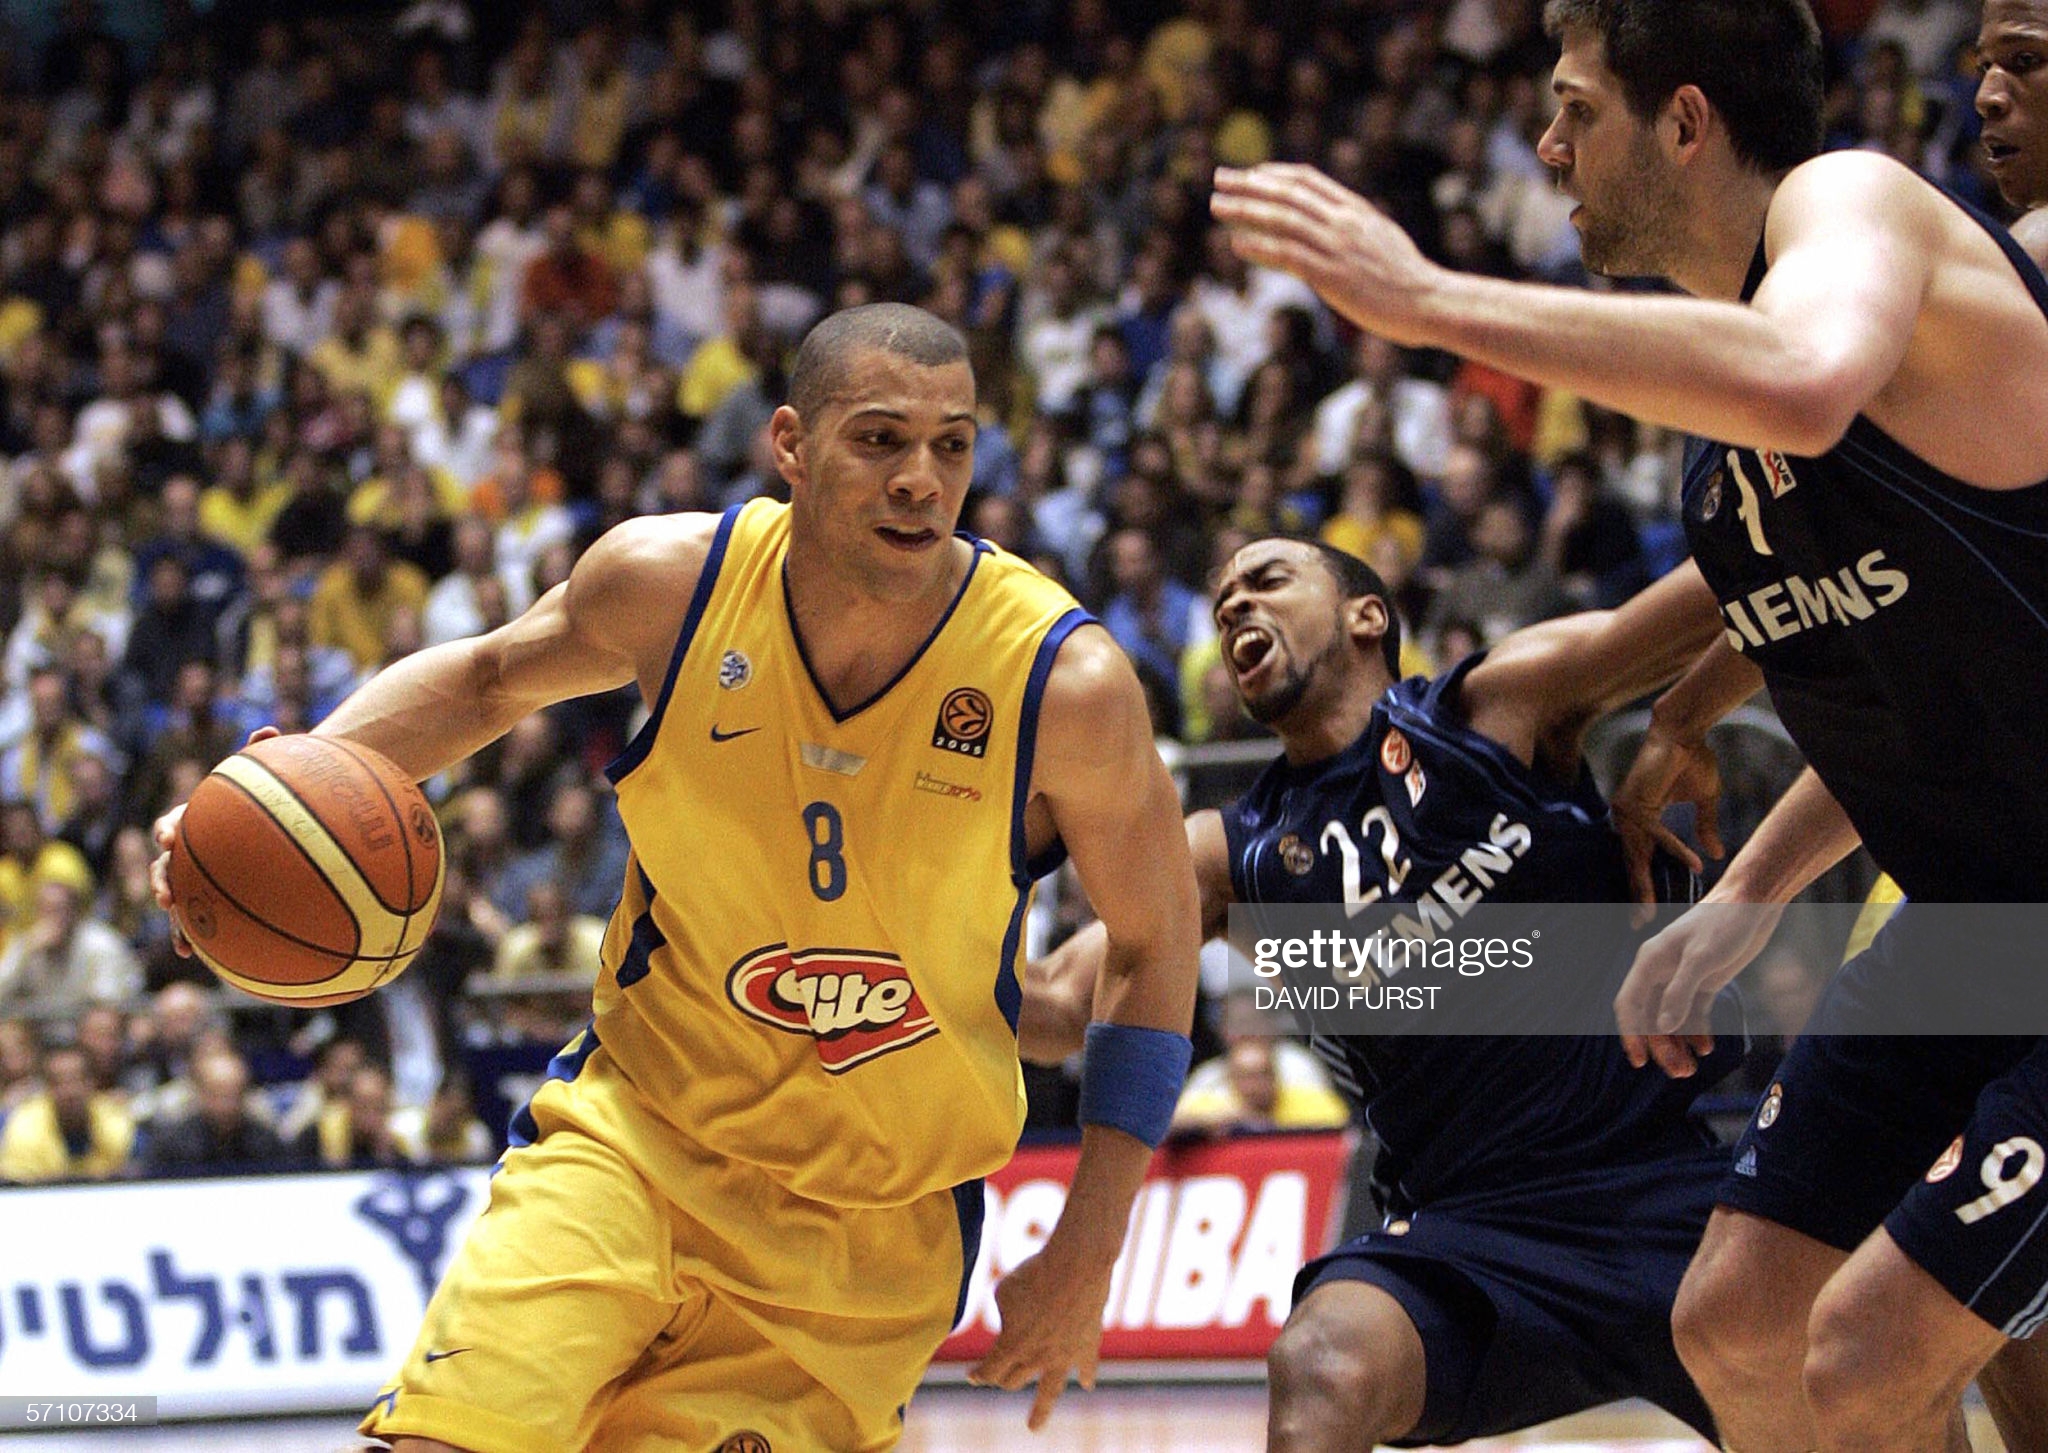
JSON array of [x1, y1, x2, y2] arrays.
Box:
[[1671, 1246, 1800, 1388], [1267, 1299, 1422, 1444], [1803, 1282, 1965, 1440]]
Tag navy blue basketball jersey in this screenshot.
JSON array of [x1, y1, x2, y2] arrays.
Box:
[[1220, 660, 1728, 1215], [1682, 203, 2048, 902]]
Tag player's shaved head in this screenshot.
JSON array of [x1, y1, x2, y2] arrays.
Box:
[[788, 304, 971, 422]]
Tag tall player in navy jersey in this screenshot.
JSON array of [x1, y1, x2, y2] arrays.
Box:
[[1023, 535, 1739, 1448], [1213, 0, 2048, 1446]]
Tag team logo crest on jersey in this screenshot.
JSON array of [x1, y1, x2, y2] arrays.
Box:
[[1277, 834, 1314, 875], [1757, 1082, 1783, 1129], [717, 1435, 772, 1453], [933, 687, 995, 758], [727, 944, 938, 1072], [1758, 450, 1798, 498], [1926, 1135, 1965, 1184], [719, 650, 752, 689], [1380, 729, 1412, 775], [1697, 471, 1723, 522]]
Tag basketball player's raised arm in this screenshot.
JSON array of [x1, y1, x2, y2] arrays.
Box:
[[1018, 808, 1234, 1066], [314, 514, 718, 780], [1461, 558, 1725, 771], [1213, 154, 1936, 458], [970, 627, 1202, 1430]]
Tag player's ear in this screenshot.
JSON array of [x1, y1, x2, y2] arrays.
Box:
[[1345, 594, 1390, 652], [1667, 85, 1711, 160], [769, 404, 807, 489]]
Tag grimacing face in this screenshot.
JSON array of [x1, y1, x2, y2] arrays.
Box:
[[783, 349, 978, 602], [1977, 0, 2048, 210], [1212, 540, 1356, 726], [1537, 29, 1690, 279]]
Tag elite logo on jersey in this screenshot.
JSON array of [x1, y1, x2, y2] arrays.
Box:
[[727, 944, 938, 1072], [718, 650, 752, 689], [1380, 729, 1412, 774], [1277, 834, 1314, 875], [1697, 470, 1724, 521], [933, 687, 995, 758]]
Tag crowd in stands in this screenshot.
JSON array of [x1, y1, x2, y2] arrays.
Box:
[[0, 0, 2000, 1181]]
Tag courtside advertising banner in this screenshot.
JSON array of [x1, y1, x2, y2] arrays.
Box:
[[0, 1168, 489, 1418], [939, 1130, 1356, 1362]]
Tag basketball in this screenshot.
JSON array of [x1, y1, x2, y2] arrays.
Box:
[[166, 734, 445, 1007]]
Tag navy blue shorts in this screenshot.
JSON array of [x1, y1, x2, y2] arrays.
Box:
[[1293, 1149, 1723, 1446], [1720, 909, 2048, 1335]]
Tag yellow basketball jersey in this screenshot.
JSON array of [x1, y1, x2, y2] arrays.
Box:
[[593, 499, 1087, 1209]]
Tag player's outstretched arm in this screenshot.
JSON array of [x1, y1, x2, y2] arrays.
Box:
[[315, 513, 719, 780], [1017, 809, 1234, 1066], [1213, 154, 1937, 457], [1616, 766, 1862, 1078], [971, 626, 1202, 1429], [1462, 558, 1725, 774], [148, 514, 721, 942]]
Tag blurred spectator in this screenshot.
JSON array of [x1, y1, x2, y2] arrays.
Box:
[[0, 1044, 134, 1182], [0, 877, 144, 1015], [274, 1034, 367, 1145], [2, 665, 118, 832], [294, 1061, 410, 1170], [1427, 500, 1573, 647], [1171, 1038, 1352, 1136], [141, 1045, 289, 1177], [1538, 452, 1650, 609], [75, 1002, 133, 1098], [309, 524, 430, 672], [498, 777, 630, 922], [492, 880, 605, 983], [390, 1071, 493, 1164], [120, 555, 216, 708], [1100, 527, 1200, 698], [131, 475, 244, 622], [0, 799, 95, 945], [95, 826, 175, 979], [0, 1017, 41, 1118]]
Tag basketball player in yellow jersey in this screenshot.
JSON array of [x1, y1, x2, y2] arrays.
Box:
[[151, 304, 1202, 1452]]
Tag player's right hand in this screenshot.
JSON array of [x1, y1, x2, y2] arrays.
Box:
[[1616, 899, 1784, 1078], [1612, 722, 1725, 923], [151, 726, 281, 958]]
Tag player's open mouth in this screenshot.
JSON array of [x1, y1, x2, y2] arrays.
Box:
[[876, 525, 939, 551], [1986, 138, 2020, 167], [1230, 625, 1277, 680]]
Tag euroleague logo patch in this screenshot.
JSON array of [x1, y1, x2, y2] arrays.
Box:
[[727, 944, 938, 1072], [1926, 1135, 1965, 1184], [717, 1435, 772, 1453], [933, 686, 994, 758], [1380, 729, 1412, 775], [1277, 834, 1314, 875]]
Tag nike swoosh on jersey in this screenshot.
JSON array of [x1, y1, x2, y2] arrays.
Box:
[[710, 725, 761, 742], [423, 1348, 473, 1363]]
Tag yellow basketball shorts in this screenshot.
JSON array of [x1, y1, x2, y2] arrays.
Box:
[[359, 1041, 981, 1453]]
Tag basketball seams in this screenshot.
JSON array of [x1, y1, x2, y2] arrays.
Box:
[[318, 736, 429, 927], [211, 757, 409, 960], [175, 811, 362, 965], [273, 736, 429, 917]]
